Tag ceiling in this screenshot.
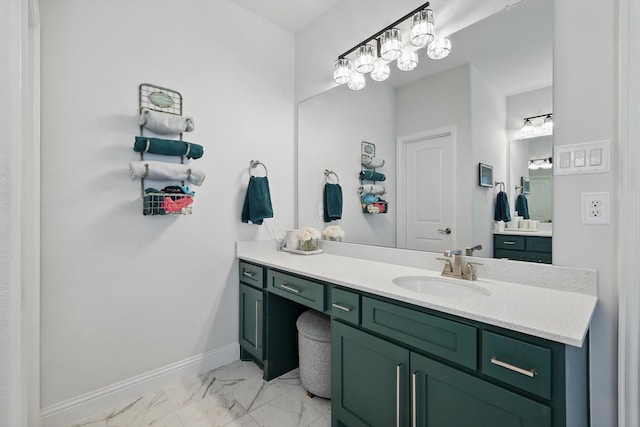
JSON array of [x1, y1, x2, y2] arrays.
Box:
[[230, 0, 342, 33]]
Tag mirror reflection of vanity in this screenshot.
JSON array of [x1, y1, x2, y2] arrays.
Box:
[[297, 0, 553, 261]]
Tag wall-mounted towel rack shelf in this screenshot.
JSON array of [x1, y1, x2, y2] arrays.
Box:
[[136, 83, 197, 216], [359, 141, 388, 214]]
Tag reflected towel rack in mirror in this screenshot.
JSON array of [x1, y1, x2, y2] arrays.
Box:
[[249, 160, 268, 177]]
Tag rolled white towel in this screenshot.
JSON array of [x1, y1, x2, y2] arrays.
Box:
[[129, 160, 206, 186], [362, 157, 385, 168], [138, 108, 195, 135], [358, 184, 386, 195]]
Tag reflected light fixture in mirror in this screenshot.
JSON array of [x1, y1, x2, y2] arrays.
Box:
[[529, 157, 553, 170], [332, 1, 452, 90], [521, 113, 553, 137]]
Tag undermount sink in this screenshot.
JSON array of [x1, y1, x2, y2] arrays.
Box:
[[392, 276, 491, 298]]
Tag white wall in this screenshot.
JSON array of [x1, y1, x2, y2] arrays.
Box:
[[396, 65, 473, 250], [554, 0, 618, 425], [39, 0, 294, 410], [470, 66, 507, 257], [298, 83, 396, 246]]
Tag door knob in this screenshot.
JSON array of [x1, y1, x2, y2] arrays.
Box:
[[437, 227, 452, 235]]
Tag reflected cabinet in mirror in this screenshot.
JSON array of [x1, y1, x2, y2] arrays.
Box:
[[297, 0, 553, 261]]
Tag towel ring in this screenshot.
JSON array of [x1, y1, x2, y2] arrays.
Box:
[[495, 181, 505, 192], [324, 169, 340, 184], [249, 160, 268, 177]]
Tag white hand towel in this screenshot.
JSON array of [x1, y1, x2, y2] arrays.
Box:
[[358, 184, 386, 195], [362, 157, 385, 168], [138, 108, 195, 135], [129, 161, 206, 186]]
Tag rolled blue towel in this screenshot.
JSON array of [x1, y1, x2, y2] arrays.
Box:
[[359, 170, 386, 181], [323, 183, 343, 222], [134, 136, 204, 160], [241, 176, 274, 225], [494, 191, 511, 222], [362, 194, 379, 204], [515, 194, 530, 219]]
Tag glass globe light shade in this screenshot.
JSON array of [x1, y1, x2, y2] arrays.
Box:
[[381, 28, 403, 61], [333, 58, 352, 85], [347, 71, 366, 91], [521, 119, 534, 136], [397, 49, 419, 72], [426, 36, 451, 60], [355, 44, 375, 74], [370, 59, 390, 82], [411, 9, 435, 47], [542, 114, 554, 131]]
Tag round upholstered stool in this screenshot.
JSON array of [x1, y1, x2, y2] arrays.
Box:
[[296, 309, 332, 399]]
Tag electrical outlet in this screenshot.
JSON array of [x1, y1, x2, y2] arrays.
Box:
[[581, 192, 610, 224]]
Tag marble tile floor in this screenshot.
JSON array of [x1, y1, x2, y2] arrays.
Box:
[[67, 361, 331, 427]]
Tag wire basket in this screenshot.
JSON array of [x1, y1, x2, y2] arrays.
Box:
[[143, 192, 193, 216]]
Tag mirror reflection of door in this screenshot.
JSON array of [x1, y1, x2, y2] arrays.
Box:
[[397, 129, 456, 252]]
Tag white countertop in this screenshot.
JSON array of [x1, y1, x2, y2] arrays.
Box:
[[237, 242, 596, 347], [494, 229, 553, 237]]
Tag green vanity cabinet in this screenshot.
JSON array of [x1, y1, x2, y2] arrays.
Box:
[[239, 283, 264, 363], [333, 321, 552, 427], [332, 320, 410, 427], [412, 353, 551, 427], [494, 234, 552, 264], [237, 260, 589, 427]]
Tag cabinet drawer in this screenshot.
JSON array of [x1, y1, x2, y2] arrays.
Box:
[[267, 270, 326, 311], [239, 261, 265, 288], [494, 235, 526, 250], [482, 331, 551, 399], [525, 236, 552, 253], [362, 297, 477, 370], [331, 288, 360, 325]]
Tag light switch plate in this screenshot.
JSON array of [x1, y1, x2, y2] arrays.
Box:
[[554, 140, 610, 175]]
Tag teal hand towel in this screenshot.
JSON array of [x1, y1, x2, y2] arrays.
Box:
[[323, 183, 343, 222], [494, 191, 512, 222], [241, 176, 274, 225], [515, 194, 530, 219], [134, 136, 204, 160], [359, 170, 386, 181]]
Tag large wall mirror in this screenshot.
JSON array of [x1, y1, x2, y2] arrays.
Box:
[[297, 0, 553, 259]]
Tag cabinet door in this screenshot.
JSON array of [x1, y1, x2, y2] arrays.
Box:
[[332, 321, 410, 427], [410, 352, 551, 427], [239, 283, 263, 361]]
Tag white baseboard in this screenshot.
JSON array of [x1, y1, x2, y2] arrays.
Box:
[[41, 343, 239, 427]]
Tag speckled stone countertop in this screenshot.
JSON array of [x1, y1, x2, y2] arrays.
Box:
[[236, 240, 597, 347]]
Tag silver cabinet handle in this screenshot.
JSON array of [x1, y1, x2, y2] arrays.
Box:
[[280, 284, 301, 294], [255, 300, 260, 350], [490, 357, 536, 378], [437, 227, 452, 235], [332, 303, 352, 312], [243, 271, 255, 278], [396, 364, 402, 427], [503, 241, 517, 245], [412, 372, 417, 427]]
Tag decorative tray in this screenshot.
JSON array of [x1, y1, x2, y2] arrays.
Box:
[[281, 247, 324, 255]]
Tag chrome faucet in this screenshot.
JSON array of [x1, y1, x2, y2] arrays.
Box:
[[465, 244, 483, 256], [437, 249, 483, 280]]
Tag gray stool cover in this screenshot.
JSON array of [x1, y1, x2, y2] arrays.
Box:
[[296, 309, 331, 398]]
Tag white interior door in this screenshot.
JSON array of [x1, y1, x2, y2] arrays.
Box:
[[397, 129, 455, 252]]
